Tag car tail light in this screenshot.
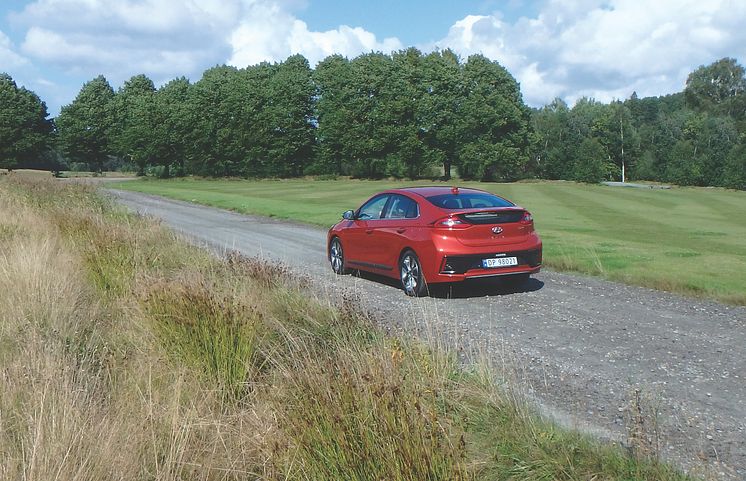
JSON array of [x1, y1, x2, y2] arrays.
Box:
[[434, 217, 470, 229], [520, 211, 533, 223]]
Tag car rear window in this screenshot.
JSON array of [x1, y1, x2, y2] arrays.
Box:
[[426, 193, 514, 210]]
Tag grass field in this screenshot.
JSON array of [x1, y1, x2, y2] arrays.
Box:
[[117, 177, 746, 305], [0, 175, 693, 480]]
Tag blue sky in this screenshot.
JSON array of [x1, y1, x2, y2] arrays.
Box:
[[297, 1, 540, 46], [1, 0, 744, 116]]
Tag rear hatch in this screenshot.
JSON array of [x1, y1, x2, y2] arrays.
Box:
[[445, 208, 532, 247]]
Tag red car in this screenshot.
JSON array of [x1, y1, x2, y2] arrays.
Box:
[[327, 186, 542, 296]]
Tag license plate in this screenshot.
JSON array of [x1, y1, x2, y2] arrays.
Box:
[[482, 256, 518, 268]]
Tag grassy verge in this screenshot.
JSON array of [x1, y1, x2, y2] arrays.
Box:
[[116, 177, 746, 305], [0, 168, 136, 178], [0, 175, 694, 480]]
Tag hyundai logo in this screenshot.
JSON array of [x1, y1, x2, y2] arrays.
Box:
[[491, 226, 503, 234]]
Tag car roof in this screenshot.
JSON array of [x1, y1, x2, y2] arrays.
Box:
[[387, 186, 491, 198]]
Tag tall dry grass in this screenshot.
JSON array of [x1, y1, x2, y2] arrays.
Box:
[[0, 178, 271, 480], [0, 190, 131, 479], [0, 176, 692, 481]]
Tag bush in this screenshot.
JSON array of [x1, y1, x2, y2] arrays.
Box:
[[572, 137, 614, 183], [723, 141, 746, 190]]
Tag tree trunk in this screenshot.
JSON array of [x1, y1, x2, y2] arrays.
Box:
[[443, 159, 451, 180]]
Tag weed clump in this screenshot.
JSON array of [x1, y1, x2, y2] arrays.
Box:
[[226, 250, 309, 290], [142, 274, 266, 402]]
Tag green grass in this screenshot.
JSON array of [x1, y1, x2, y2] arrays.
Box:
[[117, 177, 746, 304]]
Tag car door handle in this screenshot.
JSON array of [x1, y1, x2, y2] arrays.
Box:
[[366, 229, 374, 234], [396, 228, 406, 234]]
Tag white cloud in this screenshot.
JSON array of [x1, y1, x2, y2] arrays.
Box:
[[13, 0, 403, 90], [287, 23, 402, 66], [228, 1, 402, 67], [228, 1, 293, 66], [0, 30, 28, 69], [435, 0, 746, 106], [0, 30, 56, 111], [8, 0, 403, 113], [14, 0, 239, 87]]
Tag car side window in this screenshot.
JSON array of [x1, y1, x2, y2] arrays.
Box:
[[357, 195, 389, 220], [385, 195, 419, 219]]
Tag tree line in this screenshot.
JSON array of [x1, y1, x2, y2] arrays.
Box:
[[1, 51, 744, 189], [533, 57, 746, 189]]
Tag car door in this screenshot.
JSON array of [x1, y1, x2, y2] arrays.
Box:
[[344, 194, 390, 270], [373, 194, 421, 273]]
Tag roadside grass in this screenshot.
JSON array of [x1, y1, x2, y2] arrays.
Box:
[[1, 168, 136, 179], [1, 168, 56, 179], [117, 177, 746, 304], [0, 175, 693, 480], [59, 171, 137, 178]]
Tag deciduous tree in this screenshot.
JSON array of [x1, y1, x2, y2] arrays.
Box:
[[157, 77, 192, 176], [685, 57, 746, 118], [459, 55, 531, 181], [420, 49, 464, 180], [55, 75, 115, 172], [0, 73, 53, 171], [532, 98, 571, 179], [265, 54, 315, 177], [111, 74, 160, 175], [186, 65, 251, 176], [313, 54, 353, 175]]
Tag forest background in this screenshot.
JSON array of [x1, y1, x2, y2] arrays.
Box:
[[2, 50, 745, 189]]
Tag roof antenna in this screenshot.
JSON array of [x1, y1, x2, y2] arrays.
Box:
[[451, 186, 459, 194]]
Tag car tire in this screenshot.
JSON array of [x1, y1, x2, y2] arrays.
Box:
[[399, 250, 427, 297], [329, 238, 349, 274]]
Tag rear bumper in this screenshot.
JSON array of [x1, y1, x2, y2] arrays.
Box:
[[441, 248, 542, 274], [431, 265, 541, 283], [425, 236, 542, 284]]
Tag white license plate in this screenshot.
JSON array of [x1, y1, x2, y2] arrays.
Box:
[[482, 256, 518, 268]]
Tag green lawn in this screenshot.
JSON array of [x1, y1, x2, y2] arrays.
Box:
[[116, 178, 746, 305]]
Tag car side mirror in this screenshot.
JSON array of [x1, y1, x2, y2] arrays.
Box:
[[342, 210, 355, 220]]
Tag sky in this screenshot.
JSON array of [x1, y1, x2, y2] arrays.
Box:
[[1, 0, 745, 116]]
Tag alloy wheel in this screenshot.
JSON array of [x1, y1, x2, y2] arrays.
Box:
[[330, 238, 346, 274], [400, 250, 425, 297]]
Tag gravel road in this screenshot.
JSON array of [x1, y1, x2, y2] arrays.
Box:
[[109, 189, 746, 480]]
